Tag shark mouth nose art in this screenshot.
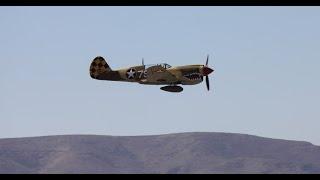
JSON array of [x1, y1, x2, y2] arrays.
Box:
[[184, 73, 203, 81]]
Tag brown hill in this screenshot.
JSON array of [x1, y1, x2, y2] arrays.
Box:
[[0, 132, 320, 173]]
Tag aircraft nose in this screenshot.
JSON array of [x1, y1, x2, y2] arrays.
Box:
[[202, 66, 214, 76]]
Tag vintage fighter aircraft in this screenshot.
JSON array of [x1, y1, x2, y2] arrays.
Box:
[[89, 55, 214, 93]]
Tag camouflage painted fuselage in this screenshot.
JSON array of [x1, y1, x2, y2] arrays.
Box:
[[90, 56, 212, 86]]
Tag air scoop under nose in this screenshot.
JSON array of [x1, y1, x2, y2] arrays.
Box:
[[202, 66, 214, 76]]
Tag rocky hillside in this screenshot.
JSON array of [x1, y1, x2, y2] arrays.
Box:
[[0, 132, 320, 173]]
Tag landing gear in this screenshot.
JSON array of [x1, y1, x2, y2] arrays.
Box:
[[160, 85, 183, 93]]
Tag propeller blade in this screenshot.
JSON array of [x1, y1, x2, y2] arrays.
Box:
[[142, 58, 144, 66], [206, 54, 209, 66], [206, 76, 210, 91]]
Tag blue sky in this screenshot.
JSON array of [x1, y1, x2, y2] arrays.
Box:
[[1, 7, 320, 145]]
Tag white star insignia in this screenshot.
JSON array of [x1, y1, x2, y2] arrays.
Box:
[[127, 68, 136, 79]]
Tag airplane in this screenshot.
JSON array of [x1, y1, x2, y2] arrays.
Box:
[[89, 55, 214, 93]]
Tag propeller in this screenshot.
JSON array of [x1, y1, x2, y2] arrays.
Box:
[[142, 58, 144, 66], [202, 54, 214, 91], [206, 54, 209, 66], [206, 75, 210, 91]]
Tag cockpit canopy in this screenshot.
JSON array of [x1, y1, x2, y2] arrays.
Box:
[[145, 63, 172, 69], [159, 63, 172, 69]]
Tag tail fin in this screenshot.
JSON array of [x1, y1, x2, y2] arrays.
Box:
[[89, 56, 112, 79]]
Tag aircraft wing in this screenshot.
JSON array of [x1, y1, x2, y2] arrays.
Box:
[[145, 65, 178, 83]]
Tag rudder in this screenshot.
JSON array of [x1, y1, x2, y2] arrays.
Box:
[[89, 56, 112, 79]]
